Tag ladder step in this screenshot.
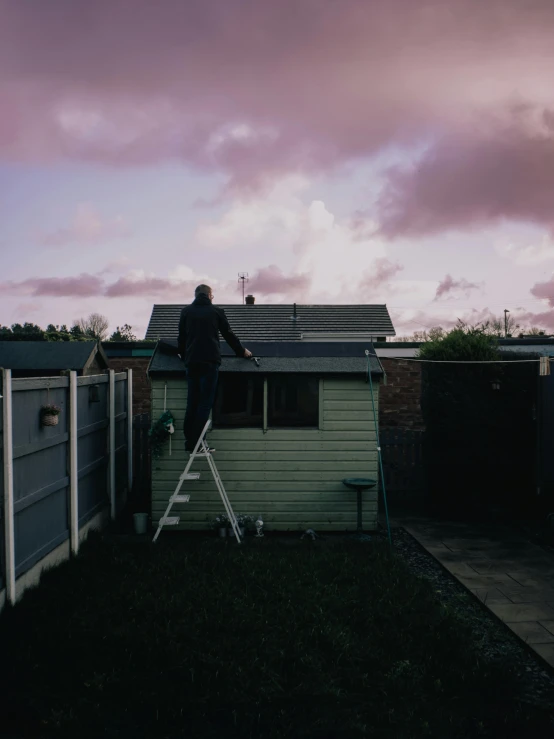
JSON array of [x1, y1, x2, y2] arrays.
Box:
[[179, 472, 200, 480], [160, 516, 180, 526], [170, 494, 190, 503]]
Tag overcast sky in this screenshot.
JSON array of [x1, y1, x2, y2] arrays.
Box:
[[2, 0, 554, 338]]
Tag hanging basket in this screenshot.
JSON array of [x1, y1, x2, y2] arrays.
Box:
[[41, 414, 59, 427], [148, 410, 176, 459]]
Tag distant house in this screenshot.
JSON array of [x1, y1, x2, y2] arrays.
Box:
[[0, 341, 109, 378], [145, 299, 396, 343], [145, 300, 394, 532]]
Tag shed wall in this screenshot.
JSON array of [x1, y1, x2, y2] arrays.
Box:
[[151, 375, 379, 531]]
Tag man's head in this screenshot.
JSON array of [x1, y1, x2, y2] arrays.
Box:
[[195, 284, 213, 300]]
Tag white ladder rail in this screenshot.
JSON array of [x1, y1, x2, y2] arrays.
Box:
[[205, 451, 241, 543], [152, 419, 242, 544]]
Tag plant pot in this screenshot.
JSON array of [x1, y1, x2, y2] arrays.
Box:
[[218, 527, 228, 538], [42, 414, 59, 427], [133, 512, 149, 535]]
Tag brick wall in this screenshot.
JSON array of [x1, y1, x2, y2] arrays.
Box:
[[107, 357, 151, 415], [379, 358, 424, 429]]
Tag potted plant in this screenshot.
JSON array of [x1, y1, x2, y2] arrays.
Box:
[[213, 513, 230, 537], [148, 410, 175, 459], [235, 514, 253, 537], [40, 403, 62, 427]]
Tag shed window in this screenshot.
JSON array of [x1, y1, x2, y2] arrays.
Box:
[[212, 375, 263, 427], [268, 376, 319, 427]]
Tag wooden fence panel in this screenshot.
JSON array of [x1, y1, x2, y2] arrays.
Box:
[[11, 380, 70, 577], [0, 388, 4, 591], [132, 413, 151, 504], [380, 428, 426, 507]]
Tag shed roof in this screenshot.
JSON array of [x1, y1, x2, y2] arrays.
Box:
[[148, 340, 384, 376], [0, 341, 107, 370], [145, 303, 395, 342]]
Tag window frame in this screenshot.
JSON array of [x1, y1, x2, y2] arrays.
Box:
[[266, 373, 320, 429], [211, 373, 264, 428], [211, 373, 322, 430]]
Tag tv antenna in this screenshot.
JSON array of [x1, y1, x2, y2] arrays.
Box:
[[238, 272, 249, 304]]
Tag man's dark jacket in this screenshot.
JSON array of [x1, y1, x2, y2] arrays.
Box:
[[178, 294, 245, 367]]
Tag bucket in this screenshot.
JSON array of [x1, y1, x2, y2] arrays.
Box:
[[133, 512, 149, 535]]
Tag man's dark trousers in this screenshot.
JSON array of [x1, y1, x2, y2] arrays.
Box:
[[183, 362, 219, 451]]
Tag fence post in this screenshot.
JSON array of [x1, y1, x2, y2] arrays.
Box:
[[127, 369, 133, 497], [109, 369, 116, 520], [69, 371, 79, 555], [2, 368, 15, 605]]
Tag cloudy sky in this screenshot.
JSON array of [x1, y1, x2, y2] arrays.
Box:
[[2, 0, 554, 339]]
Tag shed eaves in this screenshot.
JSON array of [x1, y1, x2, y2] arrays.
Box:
[[148, 340, 383, 376], [0, 341, 103, 370], [145, 303, 395, 342]]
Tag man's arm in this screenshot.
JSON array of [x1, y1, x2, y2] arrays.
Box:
[[217, 308, 250, 357], [177, 308, 187, 360]]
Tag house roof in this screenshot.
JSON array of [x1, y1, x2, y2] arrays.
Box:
[[144, 303, 395, 342], [148, 340, 384, 376], [0, 341, 108, 371]]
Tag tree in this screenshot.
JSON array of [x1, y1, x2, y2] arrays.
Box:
[[395, 327, 446, 342], [70, 323, 86, 340], [518, 326, 547, 337], [45, 324, 73, 342], [108, 324, 137, 342], [418, 319, 500, 361], [75, 313, 109, 340], [8, 322, 46, 341]]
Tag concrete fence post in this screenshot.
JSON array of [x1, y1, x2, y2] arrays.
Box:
[[2, 368, 15, 605], [109, 370, 116, 520], [69, 371, 79, 555], [127, 369, 133, 497]]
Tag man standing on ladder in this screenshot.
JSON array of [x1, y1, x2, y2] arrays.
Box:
[[178, 284, 252, 453]]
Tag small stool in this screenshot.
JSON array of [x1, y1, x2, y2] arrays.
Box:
[[342, 478, 377, 533]]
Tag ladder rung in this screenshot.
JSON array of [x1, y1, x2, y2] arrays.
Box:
[[170, 494, 190, 503], [180, 472, 200, 480], [160, 516, 180, 526]]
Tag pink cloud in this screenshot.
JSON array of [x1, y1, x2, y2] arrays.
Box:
[[359, 258, 403, 291], [14, 301, 42, 315], [105, 276, 195, 298], [246, 265, 311, 296], [434, 274, 481, 301], [3, 0, 554, 201], [530, 276, 554, 307], [40, 203, 130, 247], [0, 273, 104, 297], [376, 115, 554, 238]]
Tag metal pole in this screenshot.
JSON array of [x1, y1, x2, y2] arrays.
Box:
[[2, 368, 16, 604]]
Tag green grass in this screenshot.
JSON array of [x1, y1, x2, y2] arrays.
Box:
[[1, 532, 553, 738]]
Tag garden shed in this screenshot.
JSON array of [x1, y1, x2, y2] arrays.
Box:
[[0, 341, 108, 378], [147, 340, 385, 532]]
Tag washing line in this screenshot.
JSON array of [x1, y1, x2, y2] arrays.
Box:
[[375, 356, 553, 364]]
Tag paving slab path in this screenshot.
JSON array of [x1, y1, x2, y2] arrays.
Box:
[[394, 516, 554, 668]]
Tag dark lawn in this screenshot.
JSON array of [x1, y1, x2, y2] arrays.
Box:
[[1, 531, 553, 739]]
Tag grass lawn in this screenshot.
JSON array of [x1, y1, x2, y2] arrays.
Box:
[[1, 531, 553, 738]]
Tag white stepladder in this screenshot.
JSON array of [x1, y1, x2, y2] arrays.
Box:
[[152, 418, 242, 544]]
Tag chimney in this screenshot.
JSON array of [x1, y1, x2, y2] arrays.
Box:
[[245, 295, 255, 305], [291, 302, 298, 320]]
